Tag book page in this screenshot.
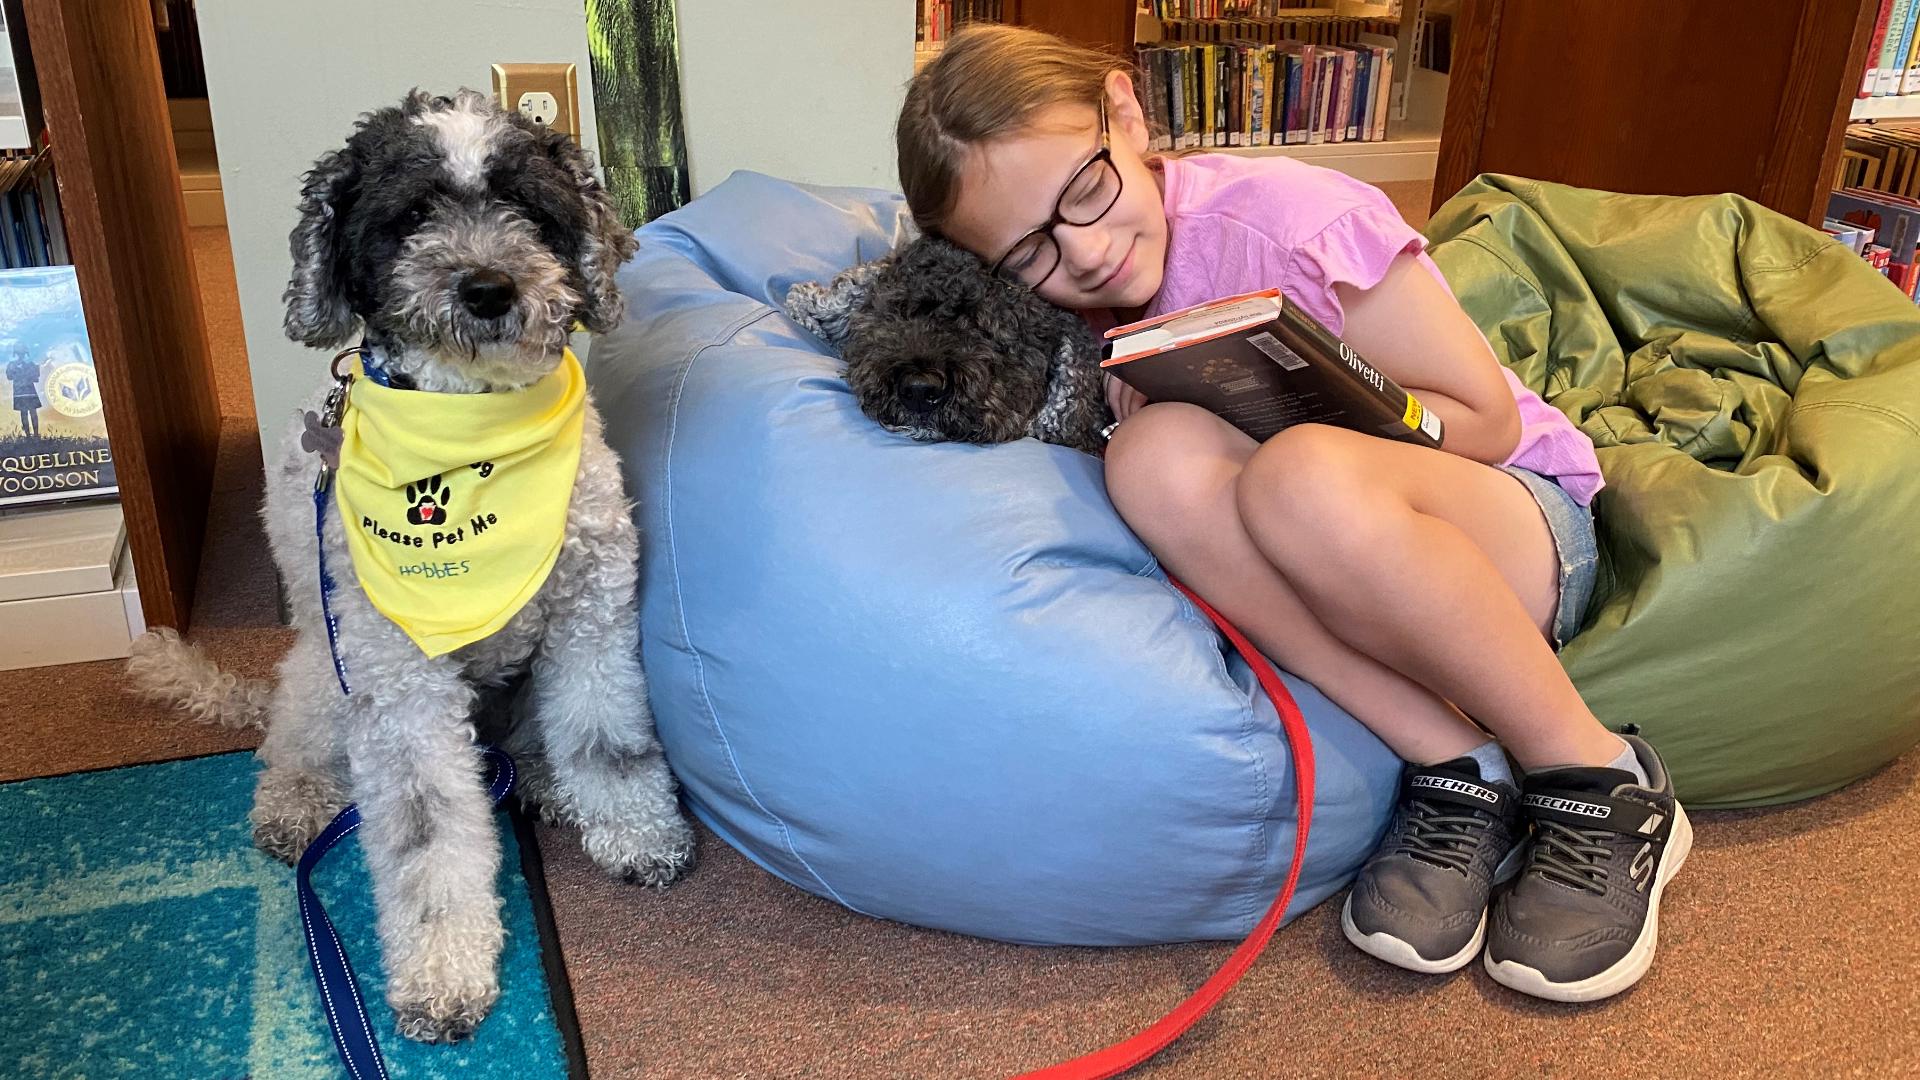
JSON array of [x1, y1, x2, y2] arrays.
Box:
[[1108, 294, 1281, 361]]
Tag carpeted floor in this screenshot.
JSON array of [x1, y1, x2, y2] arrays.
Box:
[[7, 216, 1917, 1079], [0, 753, 572, 1079]]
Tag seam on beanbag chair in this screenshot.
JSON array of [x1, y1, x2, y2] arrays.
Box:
[[1793, 399, 1920, 438], [659, 302, 871, 914], [1163, 579, 1272, 933]]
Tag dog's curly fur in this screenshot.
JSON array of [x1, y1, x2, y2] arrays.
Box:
[[128, 89, 692, 1044], [786, 235, 1112, 453]]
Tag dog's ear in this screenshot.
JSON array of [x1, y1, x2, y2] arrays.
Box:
[[540, 130, 637, 335], [283, 145, 362, 348], [784, 256, 889, 348]]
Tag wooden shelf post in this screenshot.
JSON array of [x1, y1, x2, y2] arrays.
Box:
[[23, 0, 222, 630]]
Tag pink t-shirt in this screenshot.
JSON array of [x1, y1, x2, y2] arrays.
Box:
[[1142, 153, 1603, 505]]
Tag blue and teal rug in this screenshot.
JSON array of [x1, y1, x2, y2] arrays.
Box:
[[0, 752, 582, 1079]]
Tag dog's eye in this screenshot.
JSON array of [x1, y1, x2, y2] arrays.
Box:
[[402, 201, 431, 228]]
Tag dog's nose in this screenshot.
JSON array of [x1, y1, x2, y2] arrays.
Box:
[[898, 370, 949, 413], [459, 269, 517, 319]]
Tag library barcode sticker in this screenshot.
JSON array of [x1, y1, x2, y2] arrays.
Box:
[[1248, 332, 1307, 371], [1404, 393, 1445, 443]]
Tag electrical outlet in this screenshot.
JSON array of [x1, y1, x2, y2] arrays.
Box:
[[517, 91, 559, 127], [491, 62, 579, 138]]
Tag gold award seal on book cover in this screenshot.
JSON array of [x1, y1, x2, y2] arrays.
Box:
[[43, 363, 102, 419]]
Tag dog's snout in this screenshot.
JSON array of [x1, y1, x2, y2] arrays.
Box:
[[458, 269, 518, 319], [897, 369, 949, 413]]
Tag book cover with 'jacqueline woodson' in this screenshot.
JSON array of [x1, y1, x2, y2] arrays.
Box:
[[0, 265, 115, 507]]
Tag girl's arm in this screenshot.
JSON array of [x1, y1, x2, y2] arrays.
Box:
[[1333, 254, 1521, 465]]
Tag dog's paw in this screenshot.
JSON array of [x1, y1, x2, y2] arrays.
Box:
[[391, 981, 499, 1043], [250, 769, 346, 864], [509, 755, 572, 827], [582, 816, 697, 889], [385, 907, 505, 1043]]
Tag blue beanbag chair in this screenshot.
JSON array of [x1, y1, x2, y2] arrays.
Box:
[[588, 171, 1400, 945]]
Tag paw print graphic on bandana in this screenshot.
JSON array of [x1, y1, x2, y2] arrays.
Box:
[[406, 476, 451, 526]]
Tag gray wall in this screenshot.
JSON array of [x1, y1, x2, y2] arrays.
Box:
[[674, 0, 913, 196], [197, 0, 602, 446], [201, 0, 912, 451]]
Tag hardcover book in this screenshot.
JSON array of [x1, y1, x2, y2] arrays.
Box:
[[0, 265, 115, 507], [1102, 289, 1444, 448]]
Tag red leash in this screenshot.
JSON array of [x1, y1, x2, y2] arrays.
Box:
[[1011, 579, 1316, 1080]]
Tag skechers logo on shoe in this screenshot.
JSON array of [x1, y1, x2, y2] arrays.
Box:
[[1524, 794, 1612, 820], [1629, 842, 1656, 891], [1412, 775, 1499, 804]]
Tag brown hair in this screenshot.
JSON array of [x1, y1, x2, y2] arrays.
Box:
[[897, 24, 1130, 233]]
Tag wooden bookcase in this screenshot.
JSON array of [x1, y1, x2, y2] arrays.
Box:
[[1433, 0, 1882, 225], [21, 0, 221, 630], [1009, 0, 1134, 56], [1006, 0, 1883, 224]]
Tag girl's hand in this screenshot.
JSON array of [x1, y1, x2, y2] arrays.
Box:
[[1106, 373, 1148, 423]]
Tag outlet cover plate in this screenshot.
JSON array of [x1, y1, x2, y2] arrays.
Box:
[[490, 62, 579, 138]]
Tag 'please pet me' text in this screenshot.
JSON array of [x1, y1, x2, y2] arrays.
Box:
[[362, 511, 499, 549]]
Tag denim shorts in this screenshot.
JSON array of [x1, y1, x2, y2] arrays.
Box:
[[1500, 466, 1598, 651]]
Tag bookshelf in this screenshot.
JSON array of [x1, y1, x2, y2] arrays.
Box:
[[18, 0, 221, 630], [1189, 66, 1445, 182], [1853, 94, 1920, 120], [1005, 1, 1448, 184]]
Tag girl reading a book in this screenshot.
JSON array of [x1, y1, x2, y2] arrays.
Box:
[[896, 25, 1689, 1002]]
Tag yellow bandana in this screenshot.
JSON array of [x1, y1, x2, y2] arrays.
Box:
[[333, 350, 586, 657]]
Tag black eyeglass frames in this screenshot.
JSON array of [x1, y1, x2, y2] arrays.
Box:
[[989, 103, 1124, 290]]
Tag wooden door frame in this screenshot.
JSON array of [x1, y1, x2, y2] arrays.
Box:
[[24, 0, 221, 630]]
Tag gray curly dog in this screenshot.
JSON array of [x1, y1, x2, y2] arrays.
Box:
[[786, 235, 1113, 453], [128, 90, 693, 1044]]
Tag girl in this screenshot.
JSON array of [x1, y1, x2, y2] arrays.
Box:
[[7, 348, 42, 438], [896, 25, 1689, 1003]]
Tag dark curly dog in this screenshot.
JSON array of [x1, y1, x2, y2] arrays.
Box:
[[786, 235, 1113, 454]]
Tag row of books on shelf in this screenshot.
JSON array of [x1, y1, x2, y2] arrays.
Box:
[[1135, 37, 1395, 152], [1149, 15, 1399, 46], [914, 0, 1002, 46], [1838, 122, 1920, 198], [1144, 1, 1401, 18], [1827, 188, 1920, 299], [1862, 0, 1920, 99], [0, 142, 72, 270]]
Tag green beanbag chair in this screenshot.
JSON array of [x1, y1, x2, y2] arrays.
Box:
[[1425, 175, 1920, 808]]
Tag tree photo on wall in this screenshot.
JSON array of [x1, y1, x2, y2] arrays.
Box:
[[585, 0, 690, 225]]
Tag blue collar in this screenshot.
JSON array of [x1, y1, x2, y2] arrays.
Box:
[[358, 342, 395, 388]]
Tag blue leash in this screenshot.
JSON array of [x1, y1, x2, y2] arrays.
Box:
[[297, 745, 516, 1080], [303, 345, 514, 1077], [310, 342, 390, 695], [314, 486, 353, 695]]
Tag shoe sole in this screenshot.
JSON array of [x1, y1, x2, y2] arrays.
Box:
[[1340, 843, 1527, 976], [1342, 898, 1485, 973], [1484, 801, 1694, 1003]]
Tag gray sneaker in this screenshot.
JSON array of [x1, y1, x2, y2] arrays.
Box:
[[1485, 732, 1694, 1002], [1342, 756, 1525, 973]]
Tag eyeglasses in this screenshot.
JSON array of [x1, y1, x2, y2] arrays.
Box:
[[989, 102, 1123, 291]]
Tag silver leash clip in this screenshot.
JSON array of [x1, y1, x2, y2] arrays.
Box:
[[306, 349, 361, 493]]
